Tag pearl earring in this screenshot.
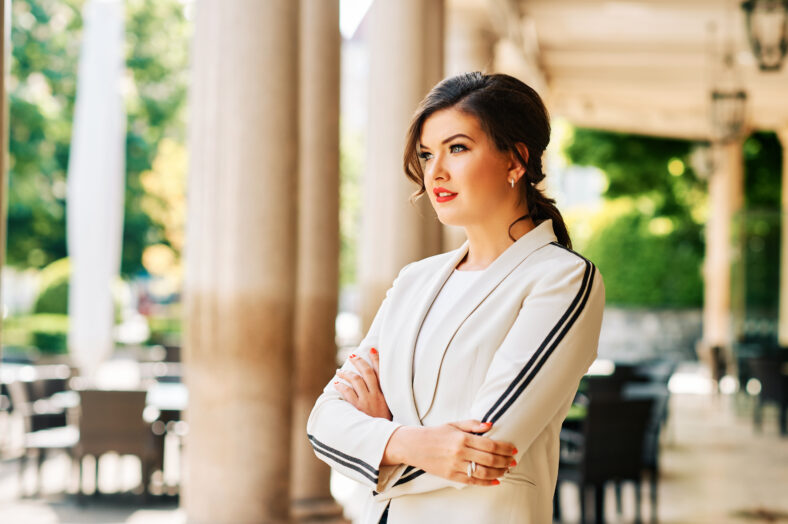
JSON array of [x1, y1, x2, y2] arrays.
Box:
[[509, 178, 515, 188]]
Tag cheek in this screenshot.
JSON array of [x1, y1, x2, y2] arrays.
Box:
[[462, 163, 506, 201]]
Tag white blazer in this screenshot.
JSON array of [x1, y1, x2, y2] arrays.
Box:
[[307, 219, 606, 524]]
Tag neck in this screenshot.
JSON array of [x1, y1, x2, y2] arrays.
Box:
[[457, 211, 535, 271]]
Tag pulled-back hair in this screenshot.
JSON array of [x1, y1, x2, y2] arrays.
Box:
[[403, 72, 571, 248]]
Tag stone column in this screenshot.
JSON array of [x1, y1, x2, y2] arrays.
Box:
[[777, 126, 788, 346], [702, 139, 744, 367], [445, 6, 496, 77], [420, 0, 446, 258], [360, 0, 445, 330], [290, 1, 345, 522], [441, 5, 497, 252], [182, 2, 298, 523]]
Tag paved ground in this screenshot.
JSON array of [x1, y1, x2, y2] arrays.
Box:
[[1, 362, 787, 523]]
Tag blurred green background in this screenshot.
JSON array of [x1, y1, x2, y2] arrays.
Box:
[[2, 0, 781, 357]]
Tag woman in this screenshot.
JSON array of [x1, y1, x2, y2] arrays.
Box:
[[306, 72, 605, 524]]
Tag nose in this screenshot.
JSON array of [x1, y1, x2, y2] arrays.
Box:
[[426, 152, 447, 183]]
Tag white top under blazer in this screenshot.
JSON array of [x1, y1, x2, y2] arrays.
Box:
[[307, 219, 606, 524], [413, 267, 484, 369]]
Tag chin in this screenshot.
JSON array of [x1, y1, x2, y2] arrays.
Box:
[[435, 211, 467, 228]]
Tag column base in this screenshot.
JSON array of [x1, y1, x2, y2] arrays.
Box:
[[291, 497, 350, 523]]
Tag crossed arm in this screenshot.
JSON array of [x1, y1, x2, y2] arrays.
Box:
[[306, 255, 604, 499], [305, 263, 515, 494], [335, 349, 516, 487]]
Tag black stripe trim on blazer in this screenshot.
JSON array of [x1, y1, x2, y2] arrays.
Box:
[[483, 254, 594, 424], [308, 434, 379, 482], [394, 467, 426, 486], [312, 446, 378, 484], [480, 249, 591, 422], [394, 245, 595, 486], [487, 260, 594, 424], [373, 466, 425, 494]]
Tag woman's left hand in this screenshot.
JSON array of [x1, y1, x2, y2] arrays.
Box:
[[334, 348, 392, 421]]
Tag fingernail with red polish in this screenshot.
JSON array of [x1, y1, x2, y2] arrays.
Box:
[[512, 447, 518, 454], [491, 480, 500, 485], [333, 381, 339, 384], [370, 348, 378, 355], [349, 354, 356, 359], [510, 459, 517, 467], [481, 422, 492, 427]]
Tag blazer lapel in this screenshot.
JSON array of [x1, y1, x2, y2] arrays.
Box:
[[385, 245, 467, 426], [411, 219, 559, 420]]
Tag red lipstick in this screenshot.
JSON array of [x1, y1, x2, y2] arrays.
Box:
[[433, 186, 457, 203]]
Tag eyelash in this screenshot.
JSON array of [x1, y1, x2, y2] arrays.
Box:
[[418, 144, 467, 161]]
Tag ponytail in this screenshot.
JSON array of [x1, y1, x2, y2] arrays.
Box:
[[508, 145, 572, 249]]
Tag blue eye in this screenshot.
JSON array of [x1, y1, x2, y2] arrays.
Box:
[[418, 151, 433, 161], [450, 144, 467, 153]]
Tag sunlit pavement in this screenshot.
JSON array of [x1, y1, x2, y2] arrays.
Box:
[[1, 362, 787, 523]]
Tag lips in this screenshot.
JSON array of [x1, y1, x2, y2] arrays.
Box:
[[433, 187, 457, 203], [434, 189, 457, 202]]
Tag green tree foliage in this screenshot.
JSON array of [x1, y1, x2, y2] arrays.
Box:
[[564, 128, 706, 307], [122, 0, 190, 276], [7, 0, 190, 277], [738, 132, 781, 327], [744, 132, 782, 209], [565, 128, 781, 312], [565, 129, 705, 222]]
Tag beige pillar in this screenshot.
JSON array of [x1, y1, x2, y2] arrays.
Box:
[[702, 139, 745, 356], [777, 126, 788, 346], [359, 0, 445, 330], [441, 5, 497, 252], [290, 1, 345, 522], [445, 6, 496, 77], [183, 2, 298, 523], [420, 0, 447, 258]]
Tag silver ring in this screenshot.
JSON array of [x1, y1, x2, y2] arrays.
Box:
[[466, 460, 476, 478]]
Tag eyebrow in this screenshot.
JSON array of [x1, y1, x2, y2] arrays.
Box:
[[419, 133, 475, 150]]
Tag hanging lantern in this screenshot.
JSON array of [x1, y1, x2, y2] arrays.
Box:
[[710, 47, 748, 142], [689, 141, 715, 179], [741, 0, 788, 71], [710, 89, 748, 142]]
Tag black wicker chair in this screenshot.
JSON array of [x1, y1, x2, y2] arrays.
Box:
[[554, 396, 655, 523]]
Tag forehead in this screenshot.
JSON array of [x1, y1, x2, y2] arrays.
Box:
[[420, 107, 482, 145]]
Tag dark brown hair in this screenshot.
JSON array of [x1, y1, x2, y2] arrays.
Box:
[[403, 72, 571, 248]]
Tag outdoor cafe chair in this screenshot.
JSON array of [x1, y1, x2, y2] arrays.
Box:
[[748, 355, 788, 436], [7, 377, 78, 496], [6, 368, 71, 432], [620, 381, 670, 523], [74, 389, 163, 500], [579, 359, 674, 522], [554, 396, 655, 524]]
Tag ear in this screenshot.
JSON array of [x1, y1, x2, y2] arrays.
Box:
[[508, 143, 530, 182]]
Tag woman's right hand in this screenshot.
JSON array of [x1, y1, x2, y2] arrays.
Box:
[[383, 420, 517, 486]]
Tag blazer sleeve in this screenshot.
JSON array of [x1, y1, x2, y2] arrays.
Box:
[[305, 263, 413, 491], [373, 254, 605, 500]]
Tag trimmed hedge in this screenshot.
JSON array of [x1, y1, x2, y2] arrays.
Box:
[[576, 204, 704, 308], [2, 314, 69, 354], [33, 258, 70, 314]]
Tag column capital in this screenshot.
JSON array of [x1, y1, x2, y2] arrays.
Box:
[[447, 4, 495, 38]]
